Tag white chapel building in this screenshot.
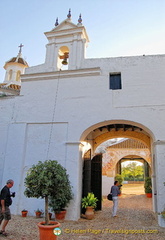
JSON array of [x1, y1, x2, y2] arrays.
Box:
[[0, 11, 165, 227]]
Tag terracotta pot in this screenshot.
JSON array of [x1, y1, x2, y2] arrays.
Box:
[[49, 212, 52, 220], [146, 193, 152, 198], [38, 221, 60, 240], [85, 206, 94, 220], [36, 211, 42, 218], [161, 213, 165, 218], [55, 210, 66, 221], [22, 211, 28, 217]]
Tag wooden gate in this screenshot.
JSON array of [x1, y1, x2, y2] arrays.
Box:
[[91, 154, 102, 210], [82, 152, 102, 211], [82, 150, 91, 198]]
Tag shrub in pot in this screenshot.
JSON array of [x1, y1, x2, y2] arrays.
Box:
[[115, 174, 123, 195], [160, 207, 165, 219], [115, 174, 123, 185], [35, 209, 44, 218], [24, 160, 72, 240], [21, 209, 28, 217], [161, 209, 165, 219], [49, 180, 73, 221], [82, 192, 98, 220], [144, 177, 152, 198]]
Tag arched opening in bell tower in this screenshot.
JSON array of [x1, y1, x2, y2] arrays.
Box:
[[58, 46, 69, 70]]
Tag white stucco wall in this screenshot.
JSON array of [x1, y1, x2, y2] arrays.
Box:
[[1, 54, 165, 221], [102, 176, 114, 196]]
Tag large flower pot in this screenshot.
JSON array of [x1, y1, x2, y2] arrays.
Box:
[[21, 211, 28, 217], [38, 221, 60, 240], [146, 193, 152, 198], [161, 213, 165, 218], [85, 206, 94, 220], [55, 210, 66, 221], [49, 212, 52, 220], [36, 211, 42, 218]]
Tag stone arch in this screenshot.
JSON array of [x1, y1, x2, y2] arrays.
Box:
[[94, 130, 150, 152], [102, 150, 151, 177], [80, 120, 155, 143], [81, 120, 155, 208]]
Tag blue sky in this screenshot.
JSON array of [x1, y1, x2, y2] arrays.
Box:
[[0, 0, 165, 82]]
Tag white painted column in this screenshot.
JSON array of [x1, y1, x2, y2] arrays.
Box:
[[45, 43, 56, 71], [153, 140, 165, 227], [45, 44, 52, 68], [4, 70, 9, 82], [69, 36, 77, 70], [65, 142, 83, 220]]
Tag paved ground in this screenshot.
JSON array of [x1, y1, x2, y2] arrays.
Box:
[[1, 184, 165, 240], [121, 183, 145, 195]]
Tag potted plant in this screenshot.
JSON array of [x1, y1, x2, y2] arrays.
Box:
[[82, 192, 98, 220], [35, 209, 44, 218], [161, 209, 165, 219], [21, 209, 28, 217], [115, 174, 123, 195], [49, 180, 73, 221], [144, 177, 152, 198], [24, 160, 72, 240], [158, 207, 165, 219], [49, 212, 52, 220]]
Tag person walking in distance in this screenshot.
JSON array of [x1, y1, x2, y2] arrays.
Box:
[[0, 179, 15, 236], [111, 180, 121, 217]]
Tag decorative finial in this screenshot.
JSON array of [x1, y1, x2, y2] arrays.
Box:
[[16, 43, 24, 62], [18, 43, 24, 54], [78, 14, 82, 25], [67, 9, 71, 19], [55, 18, 59, 26]]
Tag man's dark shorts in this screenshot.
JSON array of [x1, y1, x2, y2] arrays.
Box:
[[0, 206, 11, 221]]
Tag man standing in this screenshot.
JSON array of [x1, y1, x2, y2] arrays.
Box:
[[0, 179, 14, 236], [111, 180, 120, 217]]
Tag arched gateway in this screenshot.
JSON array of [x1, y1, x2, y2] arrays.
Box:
[[80, 120, 164, 226], [80, 121, 156, 211]]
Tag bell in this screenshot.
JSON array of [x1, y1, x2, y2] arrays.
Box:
[[62, 58, 68, 65]]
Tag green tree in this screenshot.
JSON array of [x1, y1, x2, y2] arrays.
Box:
[[24, 160, 72, 225], [121, 162, 144, 181]]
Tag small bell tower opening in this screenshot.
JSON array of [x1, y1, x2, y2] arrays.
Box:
[[3, 44, 28, 84], [16, 70, 21, 81], [58, 46, 69, 70], [44, 10, 89, 71], [8, 69, 13, 81]]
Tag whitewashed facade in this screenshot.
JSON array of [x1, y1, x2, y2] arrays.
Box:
[[0, 13, 165, 227]]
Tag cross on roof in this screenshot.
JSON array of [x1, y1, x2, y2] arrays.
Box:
[[18, 43, 24, 54]]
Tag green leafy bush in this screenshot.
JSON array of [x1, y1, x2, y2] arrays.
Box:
[[24, 160, 72, 224], [82, 193, 98, 209], [144, 177, 152, 193], [115, 174, 123, 185]]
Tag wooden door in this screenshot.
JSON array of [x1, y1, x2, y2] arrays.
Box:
[[91, 154, 102, 210], [82, 150, 91, 198]]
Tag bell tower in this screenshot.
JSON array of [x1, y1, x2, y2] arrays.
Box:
[[3, 44, 28, 85], [44, 10, 89, 71]]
